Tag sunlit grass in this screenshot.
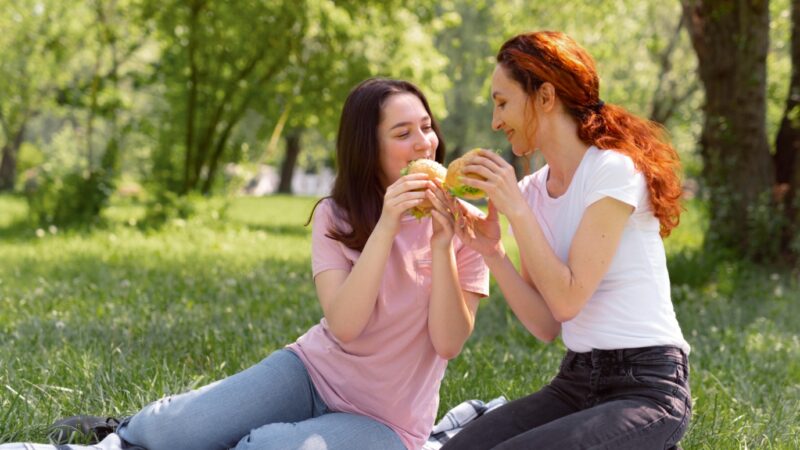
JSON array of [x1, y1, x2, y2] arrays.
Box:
[[1, 194, 798, 448]]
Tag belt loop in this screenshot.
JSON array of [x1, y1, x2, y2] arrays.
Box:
[[616, 349, 625, 363]]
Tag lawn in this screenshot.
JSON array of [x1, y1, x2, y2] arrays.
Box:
[[0, 194, 798, 448]]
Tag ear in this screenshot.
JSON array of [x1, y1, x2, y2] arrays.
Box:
[[537, 82, 557, 112]]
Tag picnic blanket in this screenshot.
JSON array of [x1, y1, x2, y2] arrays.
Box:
[[423, 396, 508, 450]]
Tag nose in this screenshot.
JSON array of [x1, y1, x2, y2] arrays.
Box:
[[491, 111, 503, 131], [414, 130, 433, 152]]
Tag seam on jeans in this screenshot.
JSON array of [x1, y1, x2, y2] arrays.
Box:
[[665, 394, 691, 448]]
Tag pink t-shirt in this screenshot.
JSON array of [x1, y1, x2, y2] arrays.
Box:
[[286, 198, 489, 450]]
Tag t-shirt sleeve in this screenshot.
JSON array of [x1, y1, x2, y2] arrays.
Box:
[[311, 199, 353, 278], [584, 151, 646, 210], [455, 201, 491, 297]]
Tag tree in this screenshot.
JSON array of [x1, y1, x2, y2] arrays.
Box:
[[682, 0, 777, 259], [0, 0, 73, 191], [272, 1, 449, 194], [144, 0, 307, 194], [774, 0, 800, 258]]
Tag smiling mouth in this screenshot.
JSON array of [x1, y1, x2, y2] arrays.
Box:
[[506, 131, 514, 141]]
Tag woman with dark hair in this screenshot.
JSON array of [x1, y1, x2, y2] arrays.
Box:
[[441, 31, 691, 449], [1, 78, 488, 450]]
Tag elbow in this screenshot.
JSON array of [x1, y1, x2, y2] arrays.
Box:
[[327, 322, 361, 344], [537, 329, 559, 343], [435, 346, 463, 361], [551, 309, 579, 324]]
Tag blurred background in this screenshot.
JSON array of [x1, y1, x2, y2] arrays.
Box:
[[0, 0, 797, 263]]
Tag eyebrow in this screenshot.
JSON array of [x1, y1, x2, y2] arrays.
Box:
[[389, 117, 431, 131]]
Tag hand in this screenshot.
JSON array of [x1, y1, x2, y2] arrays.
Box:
[[454, 200, 505, 260], [427, 181, 455, 250], [376, 173, 435, 236], [460, 150, 526, 219]]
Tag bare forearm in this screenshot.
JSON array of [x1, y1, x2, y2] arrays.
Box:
[[484, 250, 561, 342], [324, 224, 394, 342], [428, 244, 473, 359], [506, 209, 581, 320]]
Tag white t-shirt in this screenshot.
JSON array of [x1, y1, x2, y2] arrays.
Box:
[[514, 146, 690, 354]]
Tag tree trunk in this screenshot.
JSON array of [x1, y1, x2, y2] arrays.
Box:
[[182, 1, 202, 194], [277, 129, 302, 194], [0, 123, 26, 192], [774, 0, 800, 259], [682, 0, 775, 258]]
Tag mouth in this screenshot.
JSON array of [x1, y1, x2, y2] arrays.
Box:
[[505, 130, 514, 141]]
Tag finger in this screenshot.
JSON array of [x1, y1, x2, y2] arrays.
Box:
[[462, 164, 496, 181], [476, 149, 510, 168], [392, 191, 428, 206], [459, 176, 492, 193], [426, 190, 450, 215], [487, 200, 499, 221], [400, 178, 436, 190], [430, 209, 454, 231]]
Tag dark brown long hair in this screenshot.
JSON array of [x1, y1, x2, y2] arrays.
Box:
[[307, 78, 446, 251], [498, 31, 682, 237]]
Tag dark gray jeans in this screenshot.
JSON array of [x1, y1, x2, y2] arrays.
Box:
[[441, 345, 691, 450]]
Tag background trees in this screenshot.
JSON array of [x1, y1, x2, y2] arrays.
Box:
[[1, 0, 798, 263]]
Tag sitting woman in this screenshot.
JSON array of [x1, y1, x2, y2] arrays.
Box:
[[441, 31, 691, 449], [0, 78, 489, 450]]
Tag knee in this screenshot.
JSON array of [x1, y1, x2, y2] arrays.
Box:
[[233, 423, 325, 450]]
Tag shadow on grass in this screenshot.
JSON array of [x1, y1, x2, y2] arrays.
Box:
[[244, 223, 311, 237]]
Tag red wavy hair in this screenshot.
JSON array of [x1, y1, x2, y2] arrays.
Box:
[[497, 31, 683, 237]]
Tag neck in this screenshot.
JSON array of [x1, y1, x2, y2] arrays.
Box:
[[540, 119, 590, 185]]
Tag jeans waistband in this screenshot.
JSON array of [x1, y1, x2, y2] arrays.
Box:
[[565, 345, 687, 368]]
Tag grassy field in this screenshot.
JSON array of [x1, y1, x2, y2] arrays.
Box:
[[1, 194, 798, 448]]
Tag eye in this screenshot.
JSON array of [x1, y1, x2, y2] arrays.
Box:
[[497, 102, 506, 110], [422, 124, 433, 131], [396, 132, 409, 139]]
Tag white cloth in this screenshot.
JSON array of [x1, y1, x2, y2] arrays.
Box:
[[423, 397, 507, 450], [515, 146, 690, 354]]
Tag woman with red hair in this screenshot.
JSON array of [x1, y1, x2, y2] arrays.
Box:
[[442, 31, 691, 449]]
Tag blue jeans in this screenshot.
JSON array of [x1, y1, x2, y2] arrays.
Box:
[[440, 345, 691, 450], [0, 350, 404, 450]]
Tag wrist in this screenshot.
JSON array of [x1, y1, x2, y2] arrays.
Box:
[[482, 243, 507, 266], [373, 218, 398, 240], [431, 240, 454, 254], [506, 205, 531, 228]]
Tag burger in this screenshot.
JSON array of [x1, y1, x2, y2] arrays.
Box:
[[401, 159, 447, 219], [445, 148, 488, 200]]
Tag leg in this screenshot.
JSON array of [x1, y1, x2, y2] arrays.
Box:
[[492, 348, 692, 450], [492, 394, 690, 450], [233, 412, 405, 450], [440, 383, 582, 450], [0, 433, 134, 450], [119, 349, 323, 450]]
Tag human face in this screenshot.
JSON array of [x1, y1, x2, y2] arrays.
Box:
[[491, 64, 536, 156], [377, 93, 439, 188]]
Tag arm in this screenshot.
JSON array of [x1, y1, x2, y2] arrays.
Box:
[[454, 200, 560, 342], [314, 224, 395, 343], [459, 149, 633, 324], [506, 197, 632, 322], [315, 174, 435, 343], [426, 187, 481, 359]]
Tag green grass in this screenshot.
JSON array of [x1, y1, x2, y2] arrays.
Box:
[[1, 194, 798, 448]]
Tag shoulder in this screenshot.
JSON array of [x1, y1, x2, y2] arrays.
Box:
[[587, 147, 637, 177], [312, 198, 347, 230]]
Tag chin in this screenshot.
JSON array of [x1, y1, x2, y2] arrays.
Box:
[[511, 146, 532, 157]]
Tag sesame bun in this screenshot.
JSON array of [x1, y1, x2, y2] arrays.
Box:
[[403, 159, 446, 219], [445, 148, 487, 200]]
